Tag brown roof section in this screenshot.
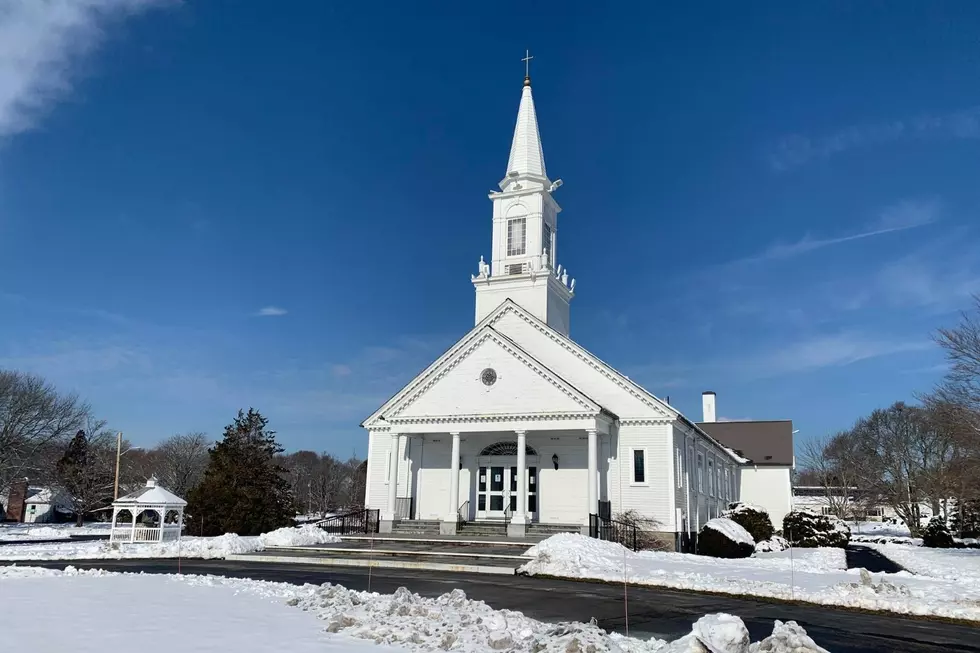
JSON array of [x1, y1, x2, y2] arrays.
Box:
[[695, 420, 794, 466]]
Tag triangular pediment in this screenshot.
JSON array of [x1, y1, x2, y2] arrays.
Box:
[[368, 326, 601, 427]]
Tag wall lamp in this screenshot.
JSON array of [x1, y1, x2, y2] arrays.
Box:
[[552, 453, 559, 470]]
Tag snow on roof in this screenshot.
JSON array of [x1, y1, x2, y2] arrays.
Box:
[[114, 478, 186, 507], [704, 517, 754, 546]]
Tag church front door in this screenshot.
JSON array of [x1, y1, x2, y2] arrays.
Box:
[[476, 460, 537, 521]]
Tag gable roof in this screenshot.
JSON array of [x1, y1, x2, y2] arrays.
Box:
[[114, 479, 186, 507], [362, 315, 606, 428], [696, 420, 795, 466], [362, 300, 744, 463]]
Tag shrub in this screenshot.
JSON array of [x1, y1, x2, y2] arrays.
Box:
[[723, 502, 774, 543], [615, 510, 669, 551], [698, 517, 755, 558], [755, 535, 790, 553], [782, 510, 850, 548], [922, 516, 955, 548]]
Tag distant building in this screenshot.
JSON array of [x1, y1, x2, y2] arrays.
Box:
[[3, 481, 72, 523], [697, 392, 795, 521]]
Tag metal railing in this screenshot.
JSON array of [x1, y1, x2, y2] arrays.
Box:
[[457, 500, 470, 531], [393, 497, 414, 520], [589, 513, 638, 551], [316, 509, 380, 535]]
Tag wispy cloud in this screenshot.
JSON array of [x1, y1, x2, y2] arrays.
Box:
[[255, 306, 287, 317], [747, 332, 933, 378], [0, 0, 171, 139], [770, 106, 980, 170], [744, 199, 939, 264]]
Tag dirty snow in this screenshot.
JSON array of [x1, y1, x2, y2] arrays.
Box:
[[0, 566, 832, 652], [519, 533, 980, 621], [0, 524, 337, 561]]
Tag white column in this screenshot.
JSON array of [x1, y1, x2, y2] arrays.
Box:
[[448, 432, 461, 521], [385, 432, 400, 520], [587, 428, 598, 517], [514, 430, 527, 524]]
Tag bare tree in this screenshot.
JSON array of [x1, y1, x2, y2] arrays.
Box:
[[936, 295, 980, 409], [798, 434, 860, 519], [54, 418, 117, 526], [279, 451, 365, 516], [154, 432, 210, 497], [0, 370, 89, 491]]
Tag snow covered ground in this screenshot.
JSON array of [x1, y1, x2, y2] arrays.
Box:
[[0, 565, 832, 652], [867, 544, 980, 582], [0, 524, 337, 561], [518, 533, 980, 621], [0, 522, 111, 541]]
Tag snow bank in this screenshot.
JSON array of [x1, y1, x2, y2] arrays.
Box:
[[0, 523, 111, 541], [519, 533, 980, 622], [705, 518, 754, 546], [0, 565, 833, 652], [0, 525, 338, 561]]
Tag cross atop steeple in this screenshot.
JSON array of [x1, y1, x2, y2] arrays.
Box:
[[522, 49, 534, 83]]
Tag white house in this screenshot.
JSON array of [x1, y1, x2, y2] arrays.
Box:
[[361, 70, 748, 547]]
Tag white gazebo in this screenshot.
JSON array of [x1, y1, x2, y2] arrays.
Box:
[[110, 477, 186, 543]]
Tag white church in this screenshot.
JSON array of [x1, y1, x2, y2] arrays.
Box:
[[362, 68, 793, 547]]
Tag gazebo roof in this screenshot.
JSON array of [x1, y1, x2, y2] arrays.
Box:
[[114, 477, 187, 507]]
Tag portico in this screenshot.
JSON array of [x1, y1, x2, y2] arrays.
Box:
[[378, 415, 613, 537]]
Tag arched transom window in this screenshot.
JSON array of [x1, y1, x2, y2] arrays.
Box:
[[479, 441, 537, 456]]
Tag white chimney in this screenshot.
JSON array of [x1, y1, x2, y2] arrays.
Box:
[[702, 391, 716, 423]]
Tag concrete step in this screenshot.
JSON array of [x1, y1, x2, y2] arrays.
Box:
[[526, 523, 581, 535], [391, 520, 441, 535]]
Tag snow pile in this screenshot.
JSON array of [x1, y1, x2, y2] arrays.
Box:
[[0, 525, 339, 561], [0, 566, 833, 652], [519, 533, 980, 621], [0, 523, 111, 541], [755, 536, 789, 553], [258, 524, 338, 547]]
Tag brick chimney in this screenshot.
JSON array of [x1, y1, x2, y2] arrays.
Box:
[[5, 478, 29, 522]]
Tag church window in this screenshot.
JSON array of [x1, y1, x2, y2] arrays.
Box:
[[675, 447, 683, 489], [507, 218, 526, 256], [631, 448, 646, 484], [542, 222, 553, 265], [697, 453, 704, 493], [478, 441, 537, 456]]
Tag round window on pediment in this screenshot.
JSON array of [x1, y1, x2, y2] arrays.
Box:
[[480, 368, 497, 387]]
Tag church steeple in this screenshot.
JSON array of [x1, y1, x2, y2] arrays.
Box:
[[503, 75, 547, 183], [473, 58, 575, 336]]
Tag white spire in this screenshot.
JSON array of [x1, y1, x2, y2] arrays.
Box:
[[504, 79, 547, 181]]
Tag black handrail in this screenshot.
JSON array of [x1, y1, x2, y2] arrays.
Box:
[[316, 508, 379, 535], [457, 500, 470, 531], [589, 513, 638, 551]]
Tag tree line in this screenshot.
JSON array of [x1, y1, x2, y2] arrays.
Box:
[[800, 296, 980, 537], [1, 370, 364, 528]]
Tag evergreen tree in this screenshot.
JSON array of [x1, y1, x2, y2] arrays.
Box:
[[185, 409, 295, 536], [55, 426, 116, 526], [952, 499, 980, 538]]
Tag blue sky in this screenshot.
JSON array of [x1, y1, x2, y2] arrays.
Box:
[[2, 2, 978, 456]]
